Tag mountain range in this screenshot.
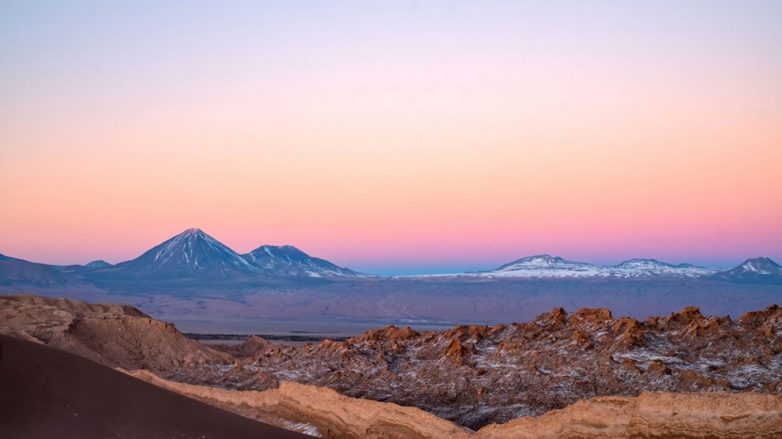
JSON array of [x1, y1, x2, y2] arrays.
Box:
[[461, 255, 719, 279], [1, 228, 780, 290], [0, 228, 363, 289], [90, 228, 363, 281]]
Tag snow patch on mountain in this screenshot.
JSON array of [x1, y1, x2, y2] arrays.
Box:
[[112, 228, 259, 278], [243, 245, 360, 278], [711, 257, 782, 282], [456, 255, 718, 279], [487, 255, 606, 278], [609, 258, 717, 278]]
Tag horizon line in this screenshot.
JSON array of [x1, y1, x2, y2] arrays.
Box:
[[1, 225, 773, 276]]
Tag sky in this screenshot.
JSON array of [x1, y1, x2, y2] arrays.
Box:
[[1, 1, 781, 275]]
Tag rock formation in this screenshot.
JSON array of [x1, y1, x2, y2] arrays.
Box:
[[3, 294, 782, 437], [130, 371, 782, 438], [179, 304, 782, 429], [0, 295, 230, 372]]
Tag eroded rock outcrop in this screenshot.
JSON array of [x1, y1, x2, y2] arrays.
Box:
[[129, 371, 782, 438], [0, 295, 230, 372], [4, 294, 782, 433], [174, 304, 782, 429], [130, 371, 470, 439]]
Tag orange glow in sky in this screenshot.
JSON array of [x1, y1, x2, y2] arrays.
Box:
[[1, 1, 781, 274]]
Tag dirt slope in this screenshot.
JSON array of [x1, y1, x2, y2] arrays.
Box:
[[0, 294, 230, 372], [0, 334, 308, 439]]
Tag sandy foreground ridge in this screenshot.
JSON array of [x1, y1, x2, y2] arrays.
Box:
[[130, 369, 782, 438]]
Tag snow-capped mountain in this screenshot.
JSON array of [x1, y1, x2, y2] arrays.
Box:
[[110, 228, 259, 278], [243, 245, 360, 278], [464, 255, 717, 279], [88, 229, 361, 280], [486, 255, 605, 278], [711, 257, 782, 283], [609, 259, 717, 278]]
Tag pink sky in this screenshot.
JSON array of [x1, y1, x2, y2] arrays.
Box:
[[1, 2, 781, 274]]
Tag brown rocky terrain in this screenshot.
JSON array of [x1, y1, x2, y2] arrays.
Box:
[[175, 304, 782, 429], [3, 294, 782, 437], [0, 295, 231, 373]]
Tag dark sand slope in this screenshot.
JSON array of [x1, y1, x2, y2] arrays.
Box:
[[0, 335, 308, 439]]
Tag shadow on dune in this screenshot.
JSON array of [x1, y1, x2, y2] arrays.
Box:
[[0, 334, 308, 439]]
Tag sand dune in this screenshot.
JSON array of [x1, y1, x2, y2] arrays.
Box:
[[0, 334, 309, 439]]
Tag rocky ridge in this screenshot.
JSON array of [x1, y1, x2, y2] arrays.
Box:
[[131, 370, 782, 438], [3, 294, 782, 436], [179, 304, 782, 429], [0, 295, 230, 372]]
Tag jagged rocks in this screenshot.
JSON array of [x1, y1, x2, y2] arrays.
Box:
[[445, 339, 471, 365], [212, 304, 782, 429], [3, 295, 782, 432], [572, 308, 613, 325]]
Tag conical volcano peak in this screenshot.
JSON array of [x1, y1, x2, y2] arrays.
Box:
[[739, 257, 781, 272], [710, 257, 782, 283], [111, 228, 257, 278], [172, 228, 210, 241]]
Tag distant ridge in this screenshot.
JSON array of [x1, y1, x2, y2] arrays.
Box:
[[45, 228, 362, 282], [243, 244, 361, 278], [0, 253, 76, 287], [457, 255, 718, 279], [608, 258, 717, 278], [0, 233, 779, 285], [84, 260, 112, 269]]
